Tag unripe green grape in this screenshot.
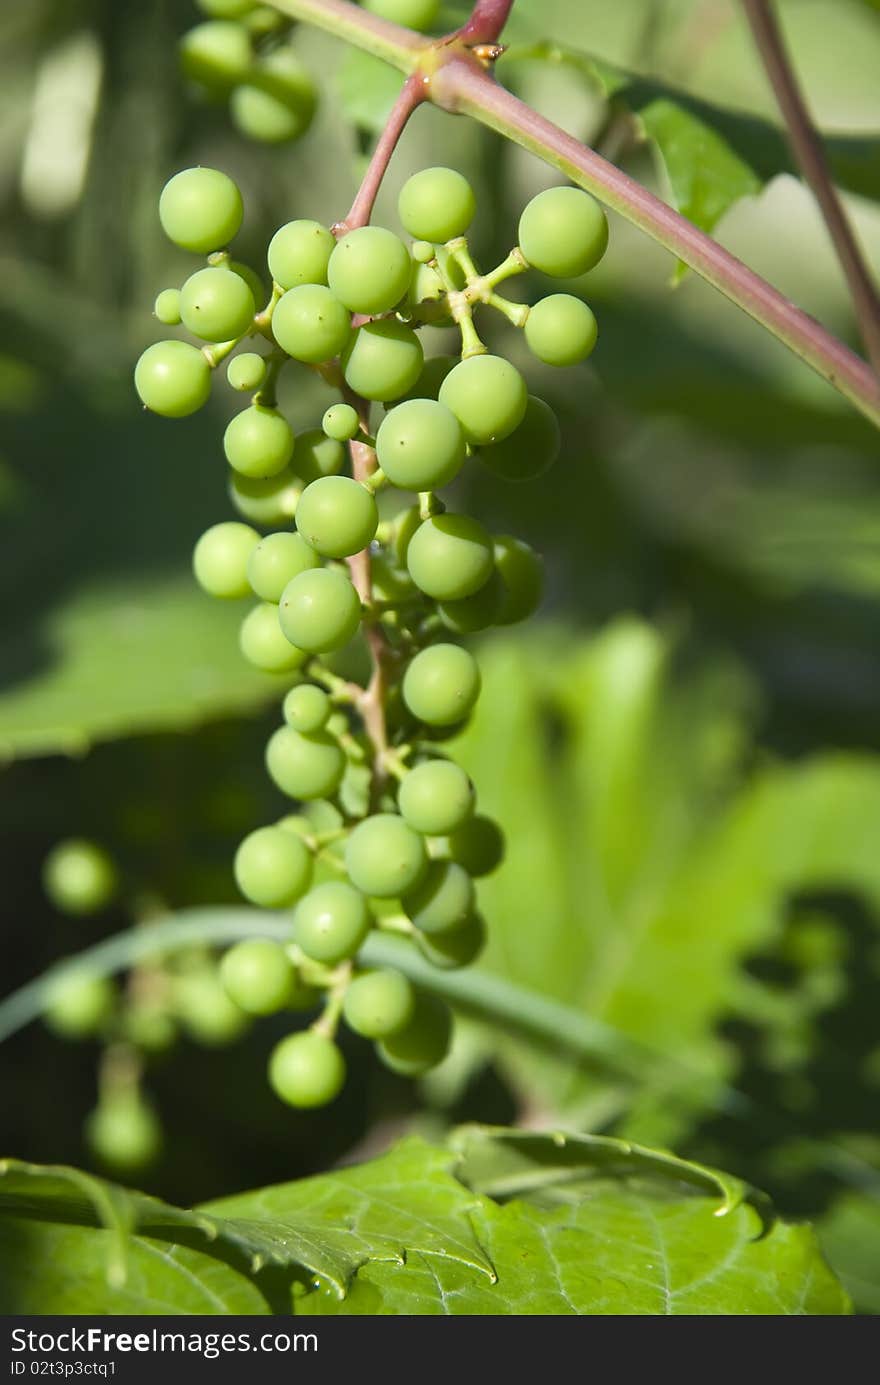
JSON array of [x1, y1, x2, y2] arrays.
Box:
[[398, 760, 474, 836], [159, 166, 243, 253], [124, 1002, 176, 1054], [283, 683, 332, 733], [403, 859, 474, 934], [266, 725, 346, 799], [393, 353, 457, 405], [179, 21, 252, 95], [341, 320, 423, 402], [402, 643, 481, 726], [85, 1095, 162, 1171], [293, 881, 371, 963], [230, 259, 265, 308], [478, 394, 560, 483], [43, 839, 117, 916], [295, 476, 378, 559], [525, 294, 598, 366], [180, 266, 255, 343], [268, 219, 335, 290], [247, 531, 318, 602], [45, 973, 115, 1038], [371, 551, 417, 604], [134, 340, 211, 418], [518, 185, 608, 278], [229, 464, 299, 525], [227, 352, 267, 392], [175, 970, 248, 1045], [494, 535, 544, 624], [343, 969, 414, 1039], [376, 399, 465, 491], [411, 240, 435, 264], [377, 992, 451, 1076], [322, 402, 359, 442], [363, 0, 439, 27], [398, 166, 476, 243], [224, 404, 294, 478], [277, 812, 312, 838], [439, 354, 527, 445], [291, 429, 345, 484], [344, 813, 427, 898], [272, 285, 351, 364], [447, 813, 504, 877], [220, 938, 297, 1015], [278, 568, 361, 653], [406, 513, 494, 601], [196, 0, 255, 18], [244, 4, 284, 34], [437, 571, 504, 633], [416, 911, 485, 969], [328, 227, 411, 315], [193, 520, 260, 599], [154, 288, 181, 325], [391, 504, 422, 565], [239, 602, 308, 672], [234, 825, 313, 907], [231, 48, 317, 144], [269, 1030, 346, 1107]]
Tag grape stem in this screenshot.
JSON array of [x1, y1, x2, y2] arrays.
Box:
[[262, 0, 880, 428], [336, 72, 427, 235]]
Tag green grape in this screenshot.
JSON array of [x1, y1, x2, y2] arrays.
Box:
[[322, 403, 359, 442], [224, 404, 294, 478], [248, 531, 318, 602], [234, 825, 313, 907], [494, 535, 544, 624], [268, 219, 336, 290], [134, 340, 211, 418], [266, 725, 346, 799], [518, 185, 608, 278], [196, 0, 255, 19], [43, 839, 117, 916], [411, 240, 435, 264], [343, 969, 414, 1039], [363, 0, 440, 28], [124, 1001, 176, 1053], [179, 21, 252, 95], [402, 643, 481, 726], [85, 1095, 162, 1171], [175, 970, 248, 1045], [295, 476, 378, 559], [344, 813, 427, 898], [269, 1030, 346, 1107], [180, 266, 255, 343], [230, 259, 266, 308], [438, 571, 504, 633], [403, 859, 474, 934], [229, 464, 299, 525], [231, 48, 317, 144], [406, 513, 494, 601], [371, 551, 418, 604], [439, 354, 527, 445], [244, 5, 284, 35], [293, 881, 371, 963], [392, 353, 457, 405], [376, 399, 465, 491], [220, 938, 297, 1014], [478, 394, 560, 483], [159, 166, 243, 253], [193, 520, 260, 599], [416, 911, 485, 969], [398, 166, 475, 243], [391, 504, 422, 565], [397, 760, 474, 836], [525, 294, 598, 366], [291, 429, 345, 484], [277, 812, 312, 838], [447, 813, 504, 876], [272, 285, 351, 364], [377, 993, 451, 1076], [45, 973, 115, 1038], [328, 227, 411, 315], [278, 568, 361, 653], [154, 288, 181, 325], [341, 320, 423, 402], [284, 683, 332, 733], [227, 352, 266, 392], [239, 602, 308, 672]]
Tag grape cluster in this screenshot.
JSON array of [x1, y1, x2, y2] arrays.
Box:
[[134, 163, 607, 1109], [180, 0, 316, 145]]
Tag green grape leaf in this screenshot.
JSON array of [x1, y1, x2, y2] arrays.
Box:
[[336, 49, 404, 135], [819, 1193, 880, 1314]]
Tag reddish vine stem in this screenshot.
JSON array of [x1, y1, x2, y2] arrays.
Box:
[[336, 72, 427, 234], [741, 0, 880, 377], [456, 0, 516, 45]]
